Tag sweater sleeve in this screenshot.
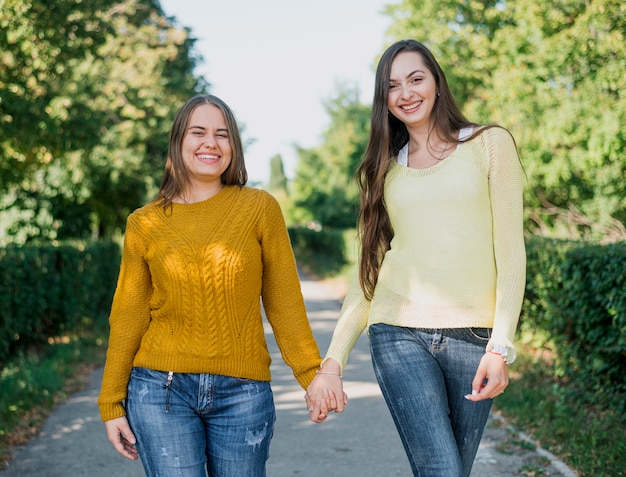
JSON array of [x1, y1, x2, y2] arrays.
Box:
[[483, 127, 527, 351], [324, 271, 371, 371], [98, 214, 153, 422], [259, 192, 322, 389]]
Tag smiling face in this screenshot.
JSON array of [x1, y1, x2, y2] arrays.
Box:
[[387, 51, 438, 130], [181, 103, 233, 188]]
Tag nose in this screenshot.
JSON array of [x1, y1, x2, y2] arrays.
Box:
[[400, 83, 412, 99], [203, 136, 217, 148]]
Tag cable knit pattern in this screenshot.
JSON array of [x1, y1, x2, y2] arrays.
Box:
[[326, 127, 526, 370], [98, 186, 322, 422]]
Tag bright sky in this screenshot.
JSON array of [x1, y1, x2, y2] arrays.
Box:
[[159, 0, 392, 184]]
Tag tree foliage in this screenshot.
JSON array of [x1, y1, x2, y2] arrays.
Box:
[[288, 85, 370, 229], [267, 154, 288, 194], [3, 0, 624, 243], [267, 154, 289, 213], [385, 0, 626, 240], [0, 0, 207, 244]]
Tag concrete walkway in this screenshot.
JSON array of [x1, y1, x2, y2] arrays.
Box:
[[0, 274, 577, 476]]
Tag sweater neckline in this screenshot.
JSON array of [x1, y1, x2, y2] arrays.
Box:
[[395, 126, 474, 176], [391, 142, 466, 177], [170, 185, 239, 210]]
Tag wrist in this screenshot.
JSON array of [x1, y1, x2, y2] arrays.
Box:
[[320, 358, 342, 374], [316, 370, 342, 379], [488, 345, 516, 365], [317, 358, 343, 378]]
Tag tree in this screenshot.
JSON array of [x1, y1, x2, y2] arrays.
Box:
[[0, 0, 113, 178], [267, 154, 288, 194], [265, 154, 289, 214], [0, 0, 207, 244], [288, 84, 370, 229]]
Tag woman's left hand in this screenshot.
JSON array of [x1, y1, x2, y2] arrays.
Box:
[[304, 359, 347, 423], [464, 352, 509, 401]]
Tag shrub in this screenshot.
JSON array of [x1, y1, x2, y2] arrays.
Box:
[[0, 240, 120, 363]]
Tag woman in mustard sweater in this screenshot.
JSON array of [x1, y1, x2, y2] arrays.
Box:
[[98, 94, 322, 477], [306, 40, 526, 476]]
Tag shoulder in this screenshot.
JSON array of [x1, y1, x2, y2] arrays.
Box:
[[236, 186, 279, 207], [471, 126, 519, 161], [234, 187, 284, 222], [121, 203, 165, 244], [127, 200, 160, 224], [474, 126, 522, 175], [476, 125, 517, 148], [120, 202, 163, 249], [385, 160, 402, 180]]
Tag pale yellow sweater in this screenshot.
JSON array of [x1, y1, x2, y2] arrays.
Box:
[[98, 186, 321, 422], [326, 127, 526, 370]]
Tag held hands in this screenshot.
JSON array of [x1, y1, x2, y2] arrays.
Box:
[[104, 416, 139, 460], [304, 359, 348, 423], [464, 352, 510, 402]]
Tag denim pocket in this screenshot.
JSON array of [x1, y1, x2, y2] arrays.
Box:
[[468, 327, 491, 342], [232, 376, 257, 384]]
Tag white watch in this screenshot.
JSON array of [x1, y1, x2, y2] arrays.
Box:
[[490, 345, 516, 365]]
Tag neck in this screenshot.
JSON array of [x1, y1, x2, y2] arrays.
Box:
[[406, 122, 445, 147], [405, 126, 453, 169], [176, 181, 226, 204]]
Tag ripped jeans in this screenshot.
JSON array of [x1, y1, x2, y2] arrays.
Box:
[[126, 367, 275, 477]]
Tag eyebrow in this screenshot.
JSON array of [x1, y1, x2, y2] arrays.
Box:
[[390, 69, 427, 81], [187, 125, 229, 133]]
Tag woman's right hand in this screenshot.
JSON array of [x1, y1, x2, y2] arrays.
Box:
[[104, 416, 139, 460], [305, 359, 348, 423]]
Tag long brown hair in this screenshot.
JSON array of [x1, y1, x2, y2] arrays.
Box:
[[156, 94, 248, 209], [357, 40, 481, 300]]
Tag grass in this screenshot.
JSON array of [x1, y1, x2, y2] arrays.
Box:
[[0, 315, 109, 469], [494, 345, 626, 477]]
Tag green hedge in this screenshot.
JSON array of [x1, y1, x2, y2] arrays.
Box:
[[0, 240, 120, 363], [288, 226, 347, 277], [522, 237, 626, 410]]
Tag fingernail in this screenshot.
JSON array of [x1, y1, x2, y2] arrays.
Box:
[[472, 390, 477, 396]]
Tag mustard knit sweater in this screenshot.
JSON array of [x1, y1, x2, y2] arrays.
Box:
[[326, 127, 526, 370], [98, 186, 322, 422]]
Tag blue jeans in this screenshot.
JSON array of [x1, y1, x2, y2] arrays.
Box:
[[126, 367, 275, 477], [369, 324, 493, 477]]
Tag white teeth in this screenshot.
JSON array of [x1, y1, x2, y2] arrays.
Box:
[[401, 101, 421, 110], [197, 154, 218, 160]]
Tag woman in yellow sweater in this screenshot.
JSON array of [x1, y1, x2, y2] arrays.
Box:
[[98, 94, 322, 477], [306, 40, 526, 476]]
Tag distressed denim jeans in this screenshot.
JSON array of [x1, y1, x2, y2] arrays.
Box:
[[369, 324, 493, 477], [126, 367, 275, 477]]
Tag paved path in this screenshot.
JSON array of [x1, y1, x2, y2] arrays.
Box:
[[0, 274, 577, 476]]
